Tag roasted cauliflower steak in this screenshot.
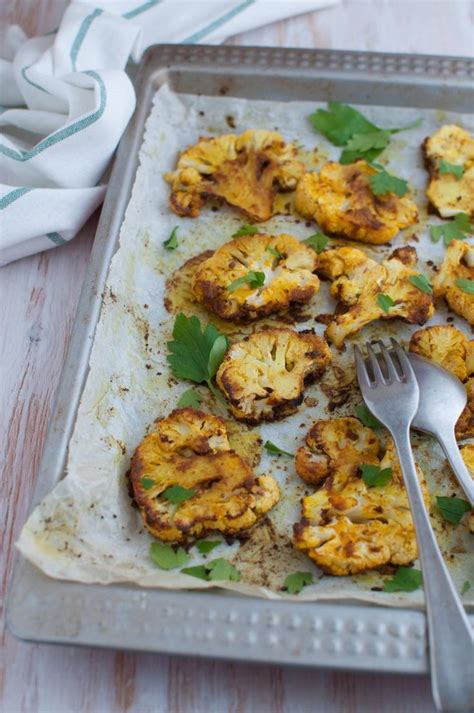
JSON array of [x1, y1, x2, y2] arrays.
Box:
[[295, 417, 380, 486], [164, 130, 305, 221], [433, 240, 474, 325], [191, 233, 320, 322], [460, 444, 474, 533], [129, 408, 280, 542], [423, 124, 474, 218], [293, 418, 429, 575], [294, 160, 418, 244], [409, 325, 474, 440], [318, 245, 434, 348], [216, 328, 332, 423]]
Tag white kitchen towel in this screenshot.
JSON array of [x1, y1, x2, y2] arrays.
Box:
[[0, 0, 338, 266]]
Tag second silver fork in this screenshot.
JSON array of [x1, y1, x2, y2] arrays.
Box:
[[354, 339, 473, 713]]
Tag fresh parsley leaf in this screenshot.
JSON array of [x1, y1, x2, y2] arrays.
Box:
[[232, 224, 261, 238], [439, 159, 465, 180], [453, 212, 474, 232], [266, 245, 283, 260], [195, 540, 221, 555], [181, 565, 209, 580], [456, 279, 474, 295], [309, 102, 379, 147], [345, 130, 391, 153], [206, 558, 241, 581], [409, 274, 433, 294], [181, 558, 240, 582], [309, 102, 421, 163], [383, 567, 423, 593], [436, 496, 471, 525], [370, 170, 408, 197], [355, 404, 383, 429], [430, 212, 474, 246], [177, 388, 202, 409], [303, 232, 329, 253], [377, 293, 395, 312], [163, 226, 179, 250], [208, 335, 229, 377], [167, 313, 228, 396], [389, 117, 423, 134], [461, 581, 471, 595], [264, 440, 294, 458], [228, 271, 265, 292], [150, 542, 189, 570], [284, 571, 313, 594], [361, 464, 392, 487], [140, 477, 155, 490], [162, 485, 196, 504]]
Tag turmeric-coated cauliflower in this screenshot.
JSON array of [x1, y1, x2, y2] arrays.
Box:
[[293, 419, 429, 575], [165, 130, 305, 221], [295, 417, 379, 486], [460, 444, 474, 533], [216, 328, 332, 423], [423, 124, 474, 218], [433, 240, 474, 325], [129, 408, 280, 542], [409, 325, 474, 440], [294, 160, 418, 244], [318, 245, 434, 348], [191, 233, 320, 322]]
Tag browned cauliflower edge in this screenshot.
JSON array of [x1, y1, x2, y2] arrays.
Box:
[[460, 444, 474, 533], [318, 245, 435, 348], [433, 240, 474, 326], [191, 233, 320, 322], [294, 160, 418, 245], [129, 408, 280, 543], [423, 124, 474, 219], [216, 328, 332, 424], [293, 417, 430, 576], [409, 324, 474, 440], [164, 130, 305, 221]]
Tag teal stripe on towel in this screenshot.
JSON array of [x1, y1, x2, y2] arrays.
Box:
[[71, 8, 103, 71]]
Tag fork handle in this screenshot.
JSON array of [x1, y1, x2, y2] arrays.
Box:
[[392, 427, 474, 712], [437, 427, 474, 507]]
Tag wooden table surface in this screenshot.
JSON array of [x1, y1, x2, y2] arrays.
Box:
[[1, 2, 473, 711]]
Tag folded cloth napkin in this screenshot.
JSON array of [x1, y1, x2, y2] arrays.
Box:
[[0, 0, 338, 266]]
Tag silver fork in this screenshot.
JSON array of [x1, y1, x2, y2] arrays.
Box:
[[354, 339, 473, 713]]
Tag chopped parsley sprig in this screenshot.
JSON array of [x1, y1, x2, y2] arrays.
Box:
[[228, 271, 265, 292], [309, 102, 421, 164], [383, 567, 422, 593], [439, 159, 464, 180], [430, 212, 473, 246], [167, 313, 228, 399]]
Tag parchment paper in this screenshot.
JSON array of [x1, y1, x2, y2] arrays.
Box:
[[17, 85, 474, 607]]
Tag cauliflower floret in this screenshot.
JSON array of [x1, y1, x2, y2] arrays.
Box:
[[216, 328, 332, 423], [410, 325, 473, 439], [460, 444, 474, 533], [129, 408, 280, 542], [294, 160, 418, 245], [409, 323, 471, 380], [433, 241, 474, 326], [293, 518, 415, 576], [191, 233, 320, 322], [318, 245, 434, 348], [164, 130, 305, 221], [295, 417, 380, 486], [293, 423, 429, 576], [423, 124, 474, 218]]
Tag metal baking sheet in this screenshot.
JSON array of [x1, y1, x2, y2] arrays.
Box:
[[7, 45, 474, 672]]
